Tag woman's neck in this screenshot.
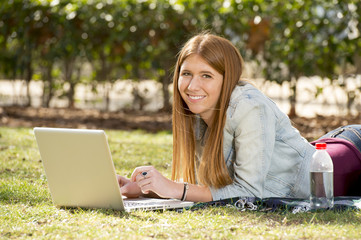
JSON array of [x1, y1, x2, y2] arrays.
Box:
[[201, 115, 213, 128]]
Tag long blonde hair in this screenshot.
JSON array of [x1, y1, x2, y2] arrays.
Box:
[[171, 33, 244, 188]]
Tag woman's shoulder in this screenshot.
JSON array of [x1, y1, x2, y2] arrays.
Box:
[[228, 81, 269, 109], [225, 81, 282, 130]]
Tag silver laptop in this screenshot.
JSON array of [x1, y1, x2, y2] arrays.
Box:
[[33, 127, 194, 211]]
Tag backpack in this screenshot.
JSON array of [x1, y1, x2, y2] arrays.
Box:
[[311, 125, 361, 196]]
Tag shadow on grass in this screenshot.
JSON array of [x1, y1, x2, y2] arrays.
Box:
[[188, 205, 361, 225], [57, 206, 131, 218]]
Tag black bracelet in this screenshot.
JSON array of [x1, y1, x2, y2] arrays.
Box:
[[181, 182, 189, 201]]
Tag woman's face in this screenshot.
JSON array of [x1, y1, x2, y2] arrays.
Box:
[[178, 54, 223, 125]]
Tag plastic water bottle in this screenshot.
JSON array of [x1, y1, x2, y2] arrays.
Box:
[[310, 142, 334, 209]]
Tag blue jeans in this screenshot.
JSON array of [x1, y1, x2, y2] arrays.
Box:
[[320, 125, 361, 153]]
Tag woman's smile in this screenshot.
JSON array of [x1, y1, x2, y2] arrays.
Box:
[[187, 94, 206, 101]]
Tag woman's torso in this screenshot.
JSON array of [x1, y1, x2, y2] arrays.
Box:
[[195, 83, 315, 199]]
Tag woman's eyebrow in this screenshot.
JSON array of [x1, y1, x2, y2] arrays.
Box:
[[180, 67, 216, 76], [199, 70, 215, 76]]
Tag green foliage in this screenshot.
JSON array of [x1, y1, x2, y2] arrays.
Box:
[[1, 127, 361, 239], [262, 0, 359, 81], [0, 0, 360, 113]]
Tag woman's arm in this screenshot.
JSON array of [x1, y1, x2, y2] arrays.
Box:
[[130, 166, 212, 202], [184, 183, 212, 202]]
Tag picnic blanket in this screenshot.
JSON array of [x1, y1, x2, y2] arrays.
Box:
[[188, 196, 361, 214]]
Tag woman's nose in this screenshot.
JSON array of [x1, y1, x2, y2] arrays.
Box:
[[187, 76, 201, 91]]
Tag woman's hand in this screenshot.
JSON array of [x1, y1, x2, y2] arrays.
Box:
[[120, 167, 213, 202], [131, 166, 183, 199], [117, 175, 142, 198]]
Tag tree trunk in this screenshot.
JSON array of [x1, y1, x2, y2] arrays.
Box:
[[42, 63, 54, 108], [104, 82, 112, 111], [288, 77, 297, 117], [64, 58, 76, 109], [160, 75, 171, 112], [131, 66, 145, 111], [24, 58, 32, 107], [68, 64, 82, 109], [132, 82, 145, 111], [67, 82, 74, 108], [23, 39, 33, 107]]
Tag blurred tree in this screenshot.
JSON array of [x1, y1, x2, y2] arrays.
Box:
[[31, 3, 61, 107], [0, 0, 39, 106], [259, 0, 360, 116], [145, 0, 195, 112], [0, 2, 22, 104], [0, 0, 359, 115], [55, 1, 86, 108], [81, 0, 127, 111]]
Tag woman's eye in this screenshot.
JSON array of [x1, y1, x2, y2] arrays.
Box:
[[203, 74, 212, 78], [181, 72, 191, 76]]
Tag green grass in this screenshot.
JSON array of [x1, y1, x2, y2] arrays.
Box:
[[1, 127, 361, 239]]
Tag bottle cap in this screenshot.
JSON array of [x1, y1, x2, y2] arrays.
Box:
[[315, 142, 327, 150]]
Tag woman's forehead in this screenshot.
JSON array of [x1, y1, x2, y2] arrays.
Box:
[[180, 54, 223, 76], [181, 54, 209, 67]]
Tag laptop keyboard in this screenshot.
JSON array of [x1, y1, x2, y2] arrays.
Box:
[[123, 201, 158, 207], [122, 198, 193, 211]]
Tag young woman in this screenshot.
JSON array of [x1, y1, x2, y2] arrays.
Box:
[[118, 33, 361, 202]]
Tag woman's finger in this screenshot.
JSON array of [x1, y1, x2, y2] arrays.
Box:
[[131, 166, 154, 181], [134, 172, 155, 194], [117, 175, 129, 187], [135, 170, 152, 182], [137, 178, 152, 188], [120, 182, 142, 198]]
